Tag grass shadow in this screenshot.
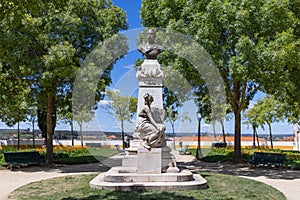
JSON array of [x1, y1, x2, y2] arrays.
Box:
[[61, 191, 196, 200]]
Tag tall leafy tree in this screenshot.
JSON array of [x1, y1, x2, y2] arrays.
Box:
[[255, 0, 300, 123], [103, 90, 137, 148], [244, 96, 283, 149], [57, 95, 75, 146], [165, 106, 190, 149], [204, 101, 230, 142], [0, 0, 127, 165], [74, 106, 94, 147], [0, 62, 32, 149], [26, 105, 38, 147], [141, 0, 296, 162], [217, 104, 232, 143]]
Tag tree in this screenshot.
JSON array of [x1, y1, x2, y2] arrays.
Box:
[[161, 64, 192, 149], [74, 108, 94, 147], [0, 0, 127, 165], [204, 102, 230, 142], [244, 96, 283, 149], [57, 91, 75, 146], [0, 63, 31, 149], [26, 106, 38, 147], [165, 106, 190, 149], [255, 0, 300, 123], [218, 105, 232, 144], [104, 90, 137, 149], [141, 0, 296, 162]]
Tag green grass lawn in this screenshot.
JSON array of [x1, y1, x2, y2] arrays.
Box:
[[8, 172, 286, 200], [3, 146, 289, 199], [53, 147, 119, 164]]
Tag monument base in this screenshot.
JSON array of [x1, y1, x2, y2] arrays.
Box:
[[137, 148, 162, 174], [90, 167, 207, 191], [90, 148, 207, 191]]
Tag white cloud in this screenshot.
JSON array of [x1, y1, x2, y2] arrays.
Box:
[[98, 100, 112, 106], [122, 64, 134, 70], [111, 88, 120, 93]]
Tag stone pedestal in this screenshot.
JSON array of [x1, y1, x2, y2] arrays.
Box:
[[122, 155, 137, 167], [90, 151, 207, 191], [162, 146, 177, 172], [136, 59, 164, 116], [122, 146, 177, 173], [137, 148, 161, 174]]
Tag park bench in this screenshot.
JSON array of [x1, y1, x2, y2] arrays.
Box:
[[4, 151, 45, 170], [115, 144, 126, 155], [248, 152, 287, 168], [86, 143, 102, 148], [178, 145, 189, 155], [211, 142, 227, 148]]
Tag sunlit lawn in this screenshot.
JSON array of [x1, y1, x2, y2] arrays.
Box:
[[8, 172, 285, 200], [3, 146, 289, 199]]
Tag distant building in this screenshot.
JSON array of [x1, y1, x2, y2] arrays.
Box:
[[107, 135, 117, 140]]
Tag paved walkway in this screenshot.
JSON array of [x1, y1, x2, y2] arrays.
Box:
[[1, 152, 300, 200], [0, 162, 112, 200]]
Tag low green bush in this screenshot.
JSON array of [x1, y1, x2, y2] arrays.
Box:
[[190, 147, 300, 169], [0, 146, 118, 166], [202, 149, 233, 162], [0, 153, 4, 164]]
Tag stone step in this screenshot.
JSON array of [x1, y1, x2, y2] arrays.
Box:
[[122, 155, 137, 167], [90, 172, 207, 191], [103, 169, 194, 183]]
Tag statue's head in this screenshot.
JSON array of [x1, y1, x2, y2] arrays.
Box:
[[147, 28, 156, 44], [144, 93, 154, 105]]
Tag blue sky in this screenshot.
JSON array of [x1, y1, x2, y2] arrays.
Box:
[[0, 0, 294, 136], [96, 0, 294, 135]]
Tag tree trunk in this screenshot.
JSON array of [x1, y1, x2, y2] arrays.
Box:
[[46, 93, 55, 166], [233, 111, 242, 163], [79, 123, 83, 147], [32, 120, 35, 147], [212, 121, 217, 141], [252, 125, 256, 148], [172, 122, 175, 149], [71, 120, 74, 146], [38, 109, 47, 145], [221, 121, 226, 143], [196, 117, 203, 160], [17, 121, 20, 150], [222, 75, 246, 164], [255, 128, 260, 147], [121, 120, 125, 149], [268, 123, 273, 149]]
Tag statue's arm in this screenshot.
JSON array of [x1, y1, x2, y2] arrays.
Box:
[[138, 44, 149, 54]]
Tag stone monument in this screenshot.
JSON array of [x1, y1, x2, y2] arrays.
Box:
[[134, 28, 175, 174], [90, 28, 207, 190]]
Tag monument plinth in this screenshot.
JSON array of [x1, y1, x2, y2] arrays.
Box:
[[90, 28, 207, 191], [137, 148, 162, 174]]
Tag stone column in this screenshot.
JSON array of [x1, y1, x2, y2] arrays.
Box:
[[133, 59, 178, 173], [136, 59, 164, 118]]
